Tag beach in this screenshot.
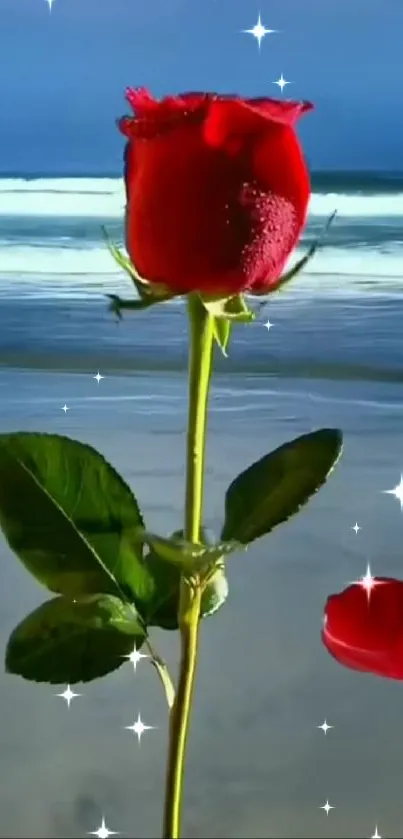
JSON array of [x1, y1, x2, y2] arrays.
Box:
[[1, 173, 403, 837]]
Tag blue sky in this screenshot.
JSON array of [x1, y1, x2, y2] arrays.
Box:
[[0, 0, 400, 173]]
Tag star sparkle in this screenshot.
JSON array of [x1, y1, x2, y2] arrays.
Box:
[[62, 404, 69, 413], [94, 371, 104, 384], [274, 74, 290, 93], [264, 319, 274, 331], [88, 817, 119, 839], [55, 684, 81, 708], [350, 562, 384, 603], [383, 474, 403, 509], [317, 720, 333, 735], [352, 522, 361, 534], [243, 13, 277, 50], [124, 712, 155, 743], [123, 646, 149, 672], [320, 800, 334, 815]]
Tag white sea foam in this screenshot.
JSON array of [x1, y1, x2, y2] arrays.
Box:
[[0, 240, 402, 300], [310, 192, 403, 218], [292, 245, 403, 278], [0, 177, 401, 300], [0, 243, 119, 275], [0, 178, 124, 218], [0, 177, 402, 219], [0, 241, 402, 280]]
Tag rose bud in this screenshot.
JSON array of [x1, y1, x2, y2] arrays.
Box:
[[118, 89, 312, 297]]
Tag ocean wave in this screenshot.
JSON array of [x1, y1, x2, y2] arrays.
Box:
[[0, 243, 120, 276], [0, 242, 402, 290], [0, 177, 403, 219], [0, 178, 124, 218], [311, 192, 403, 218]]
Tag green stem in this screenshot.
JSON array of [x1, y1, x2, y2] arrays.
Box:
[[162, 295, 214, 839], [184, 295, 215, 543]]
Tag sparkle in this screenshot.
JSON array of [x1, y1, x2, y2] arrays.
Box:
[[88, 817, 119, 839], [55, 684, 81, 708], [383, 474, 403, 509], [243, 13, 277, 50], [350, 562, 385, 603], [94, 371, 104, 385], [124, 712, 155, 743], [264, 319, 274, 331], [274, 74, 290, 93], [123, 646, 149, 672], [352, 522, 361, 534], [62, 404, 69, 413], [320, 800, 334, 816], [46, 0, 55, 10], [371, 827, 382, 839], [317, 720, 333, 735]]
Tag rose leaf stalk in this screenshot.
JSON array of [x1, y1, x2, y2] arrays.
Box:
[[162, 294, 215, 839]]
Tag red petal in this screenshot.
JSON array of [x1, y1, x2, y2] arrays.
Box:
[[322, 577, 403, 679], [123, 141, 136, 203], [204, 97, 312, 150], [118, 90, 211, 140], [125, 87, 158, 115], [247, 97, 313, 125], [118, 89, 312, 295]]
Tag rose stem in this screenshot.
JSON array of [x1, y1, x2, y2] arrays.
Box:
[[162, 293, 214, 839]]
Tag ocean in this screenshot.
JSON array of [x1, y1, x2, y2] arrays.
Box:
[[1, 172, 403, 380], [1, 172, 403, 838]]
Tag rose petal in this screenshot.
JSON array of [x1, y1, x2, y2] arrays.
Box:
[[322, 577, 403, 680]]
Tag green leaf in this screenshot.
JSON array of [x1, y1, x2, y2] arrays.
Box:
[[107, 293, 170, 321], [134, 529, 230, 630], [5, 594, 146, 684], [102, 228, 176, 307], [212, 316, 232, 357], [137, 529, 240, 571], [200, 293, 255, 323], [102, 227, 153, 298], [0, 433, 153, 602], [221, 428, 343, 544], [144, 550, 229, 630], [200, 566, 229, 617]]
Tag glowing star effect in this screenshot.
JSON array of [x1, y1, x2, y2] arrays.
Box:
[[320, 800, 334, 815], [317, 720, 333, 735], [352, 522, 361, 534], [94, 371, 104, 384], [350, 563, 385, 603], [62, 404, 69, 413], [88, 818, 119, 839], [242, 13, 277, 50], [274, 74, 290, 93], [55, 684, 81, 708], [123, 646, 149, 672], [46, 0, 55, 10], [124, 712, 155, 743], [383, 474, 403, 509], [371, 828, 382, 839], [264, 319, 274, 331]]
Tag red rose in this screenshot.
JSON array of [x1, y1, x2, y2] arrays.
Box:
[[118, 89, 312, 296], [322, 577, 403, 680]]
